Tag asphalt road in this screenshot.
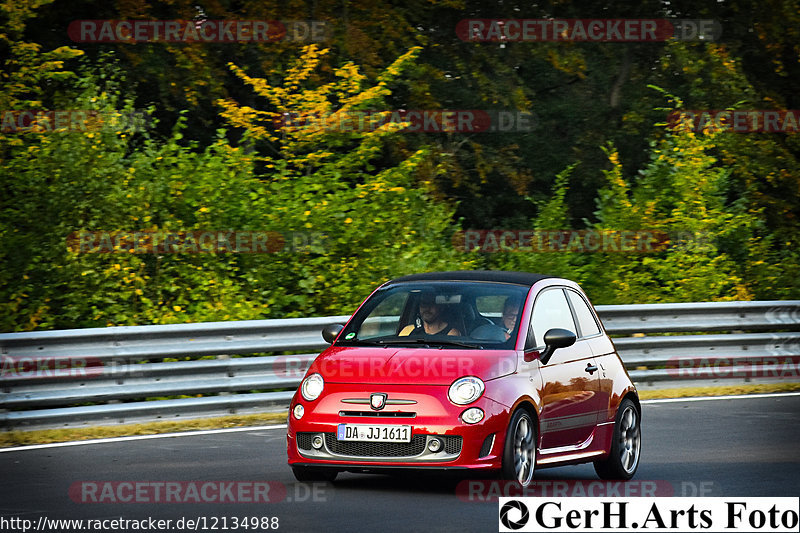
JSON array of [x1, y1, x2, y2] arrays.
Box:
[[1, 394, 798, 533]]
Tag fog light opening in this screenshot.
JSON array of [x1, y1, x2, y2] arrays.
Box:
[[427, 438, 442, 453], [312, 435, 324, 449], [293, 404, 304, 420]]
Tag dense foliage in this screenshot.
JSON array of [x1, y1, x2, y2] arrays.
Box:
[[1, 0, 798, 331]]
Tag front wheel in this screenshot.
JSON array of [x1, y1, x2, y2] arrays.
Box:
[[501, 409, 537, 487], [594, 398, 641, 480], [291, 466, 338, 482]]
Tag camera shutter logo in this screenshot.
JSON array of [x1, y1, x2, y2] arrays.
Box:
[[500, 500, 530, 529], [500, 500, 529, 530]]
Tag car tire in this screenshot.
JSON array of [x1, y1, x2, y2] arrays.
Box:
[[501, 408, 536, 487], [594, 398, 641, 480], [291, 466, 338, 482]]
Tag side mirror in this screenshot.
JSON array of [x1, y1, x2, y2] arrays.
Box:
[[322, 323, 345, 344], [539, 328, 577, 365]]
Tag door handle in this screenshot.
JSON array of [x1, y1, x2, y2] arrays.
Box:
[[585, 363, 598, 375]]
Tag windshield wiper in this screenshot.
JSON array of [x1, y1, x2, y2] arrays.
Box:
[[375, 338, 431, 346], [425, 339, 484, 349], [376, 338, 483, 349]]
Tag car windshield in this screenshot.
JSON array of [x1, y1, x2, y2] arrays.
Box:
[[338, 281, 529, 348]]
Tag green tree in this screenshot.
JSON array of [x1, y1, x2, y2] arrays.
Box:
[[583, 108, 758, 303], [217, 44, 472, 315]]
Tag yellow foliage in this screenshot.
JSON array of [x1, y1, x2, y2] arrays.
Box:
[[217, 44, 423, 176]]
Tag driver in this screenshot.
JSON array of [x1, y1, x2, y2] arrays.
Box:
[[399, 292, 461, 336]]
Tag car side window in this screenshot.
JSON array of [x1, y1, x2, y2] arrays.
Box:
[[358, 292, 409, 338], [566, 290, 601, 338], [528, 288, 577, 348]]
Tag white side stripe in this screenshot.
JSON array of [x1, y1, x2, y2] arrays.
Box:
[[641, 391, 800, 404]]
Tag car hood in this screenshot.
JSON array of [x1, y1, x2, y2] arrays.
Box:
[[308, 346, 518, 385]]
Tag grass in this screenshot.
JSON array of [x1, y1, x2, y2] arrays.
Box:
[[0, 412, 287, 448], [637, 381, 800, 400], [2, 383, 798, 448]]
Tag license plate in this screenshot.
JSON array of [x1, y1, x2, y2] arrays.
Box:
[[336, 424, 412, 443]]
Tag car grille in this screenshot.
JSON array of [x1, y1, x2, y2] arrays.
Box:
[[297, 433, 314, 450], [442, 436, 463, 455]]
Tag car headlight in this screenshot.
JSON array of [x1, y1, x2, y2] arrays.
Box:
[[301, 373, 324, 401], [461, 407, 485, 424], [448, 376, 485, 405]]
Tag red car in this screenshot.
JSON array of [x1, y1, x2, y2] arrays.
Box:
[[286, 271, 641, 486]]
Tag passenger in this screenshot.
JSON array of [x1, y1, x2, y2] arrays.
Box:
[[399, 292, 461, 336], [501, 297, 521, 340]]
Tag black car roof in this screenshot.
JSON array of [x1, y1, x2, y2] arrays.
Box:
[[388, 270, 553, 287]]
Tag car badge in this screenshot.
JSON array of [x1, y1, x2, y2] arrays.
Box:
[[370, 393, 387, 410]]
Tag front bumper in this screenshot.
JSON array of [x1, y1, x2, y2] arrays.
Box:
[[286, 382, 509, 469]]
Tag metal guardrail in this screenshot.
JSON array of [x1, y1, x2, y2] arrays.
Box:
[[599, 300, 800, 334], [1, 301, 799, 430], [0, 316, 351, 364]]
